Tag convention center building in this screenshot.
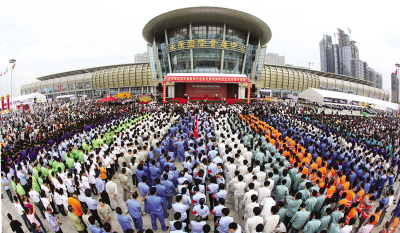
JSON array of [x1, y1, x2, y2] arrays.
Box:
[[20, 7, 390, 102]]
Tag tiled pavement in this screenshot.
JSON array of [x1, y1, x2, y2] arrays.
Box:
[[1, 160, 399, 232]]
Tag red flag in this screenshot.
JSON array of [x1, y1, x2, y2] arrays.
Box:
[[396, 69, 398, 76], [12, 64, 15, 70], [194, 115, 199, 138]]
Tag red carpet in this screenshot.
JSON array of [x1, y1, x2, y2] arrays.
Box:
[[169, 97, 244, 104]]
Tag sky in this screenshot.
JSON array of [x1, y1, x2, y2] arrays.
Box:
[[0, 0, 399, 99]]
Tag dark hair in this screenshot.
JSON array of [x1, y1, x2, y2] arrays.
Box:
[[104, 223, 111, 232], [221, 208, 230, 216]]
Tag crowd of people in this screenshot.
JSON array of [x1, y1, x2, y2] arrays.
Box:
[[1, 99, 400, 233]]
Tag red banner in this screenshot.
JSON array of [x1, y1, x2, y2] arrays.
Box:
[[166, 75, 248, 83], [247, 82, 251, 104], [1, 96, 4, 111], [162, 81, 166, 103], [194, 115, 198, 138], [6, 94, 10, 110]]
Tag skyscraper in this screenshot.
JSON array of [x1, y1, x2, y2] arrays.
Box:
[[134, 52, 149, 63], [333, 44, 351, 76], [319, 35, 335, 73], [391, 72, 399, 103], [375, 72, 382, 89], [264, 53, 285, 65], [319, 28, 381, 88], [350, 59, 366, 80]]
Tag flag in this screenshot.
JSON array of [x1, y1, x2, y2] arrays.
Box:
[[12, 64, 15, 70], [0, 73, 2, 77], [396, 69, 398, 76], [194, 115, 199, 138], [4, 68, 7, 75]]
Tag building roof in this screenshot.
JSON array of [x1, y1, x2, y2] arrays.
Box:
[[142, 6, 272, 46], [299, 88, 394, 110], [36, 63, 148, 81], [266, 64, 374, 86]]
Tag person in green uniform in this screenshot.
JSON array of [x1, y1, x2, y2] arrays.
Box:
[[40, 162, 48, 178], [33, 163, 39, 179], [317, 208, 332, 232], [290, 203, 310, 232], [66, 153, 75, 173], [303, 212, 321, 233], [285, 193, 303, 228], [328, 217, 345, 233], [16, 179, 26, 197]]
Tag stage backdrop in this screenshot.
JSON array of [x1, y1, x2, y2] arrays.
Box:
[[186, 83, 227, 98]]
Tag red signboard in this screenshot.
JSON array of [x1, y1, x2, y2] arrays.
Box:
[[247, 82, 251, 104], [186, 83, 227, 98], [162, 81, 166, 103], [166, 75, 248, 83]]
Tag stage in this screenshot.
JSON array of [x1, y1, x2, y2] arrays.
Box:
[[169, 97, 243, 104]]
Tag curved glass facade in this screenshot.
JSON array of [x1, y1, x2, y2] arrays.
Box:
[[149, 23, 262, 79]]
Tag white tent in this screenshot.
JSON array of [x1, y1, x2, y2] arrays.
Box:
[[12, 93, 46, 106], [56, 95, 75, 99], [299, 88, 397, 110]]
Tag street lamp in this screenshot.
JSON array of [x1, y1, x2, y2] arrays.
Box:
[[396, 64, 400, 116], [9, 59, 16, 111]]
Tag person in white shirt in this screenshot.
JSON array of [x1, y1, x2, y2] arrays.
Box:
[[263, 206, 280, 233], [245, 207, 264, 233], [259, 196, 276, 218], [28, 186, 46, 219], [233, 175, 246, 212], [54, 189, 67, 216], [244, 183, 259, 206], [257, 180, 271, 205], [244, 194, 260, 220]]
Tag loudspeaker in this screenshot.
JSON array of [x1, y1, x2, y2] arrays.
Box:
[[251, 84, 256, 94], [157, 83, 162, 92]]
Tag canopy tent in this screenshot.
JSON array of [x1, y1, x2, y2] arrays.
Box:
[[97, 96, 118, 103], [12, 93, 46, 106], [299, 88, 397, 111], [56, 95, 75, 99]]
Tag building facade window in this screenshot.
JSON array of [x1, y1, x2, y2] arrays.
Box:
[[84, 82, 91, 89]]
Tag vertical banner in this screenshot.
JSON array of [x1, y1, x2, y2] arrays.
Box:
[[162, 81, 166, 103], [1, 96, 4, 111], [6, 94, 10, 110], [247, 82, 251, 104]]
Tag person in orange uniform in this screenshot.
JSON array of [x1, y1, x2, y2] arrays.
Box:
[[345, 186, 357, 208], [388, 217, 399, 233], [345, 202, 359, 225], [68, 191, 83, 218]]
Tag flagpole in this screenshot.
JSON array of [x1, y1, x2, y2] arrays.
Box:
[[9, 59, 16, 111]]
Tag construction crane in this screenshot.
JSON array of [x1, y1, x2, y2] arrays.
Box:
[[347, 27, 357, 41], [296, 60, 313, 69]]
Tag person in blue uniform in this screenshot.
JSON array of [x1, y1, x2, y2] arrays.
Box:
[[161, 173, 176, 209], [174, 137, 185, 162], [149, 160, 161, 187], [126, 191, 144, 232], [145, 187, 169, 231], [88, 216, 106, 233], [116, 207, 133, 233], [154, 178, 168, 218], [138, 176, 150, 214]]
